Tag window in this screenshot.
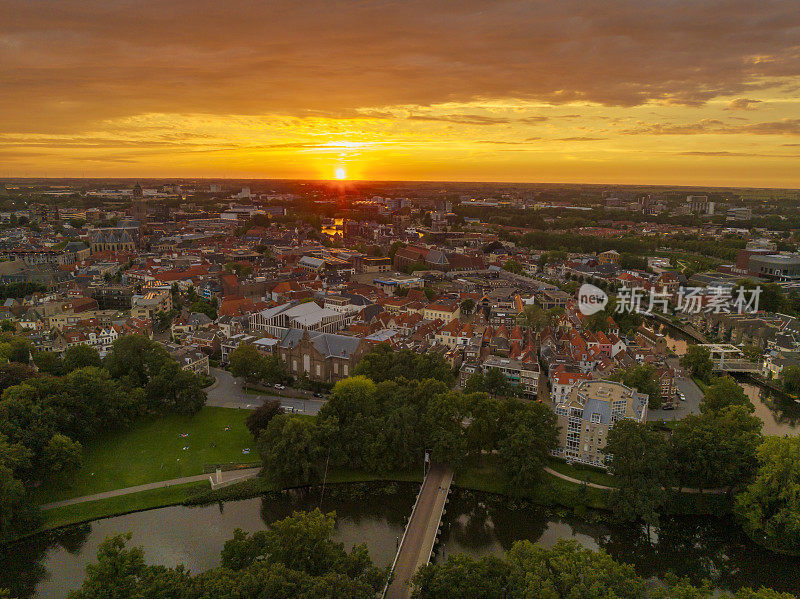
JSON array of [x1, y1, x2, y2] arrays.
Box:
[[591, 413, 601, 424], [316, 364, 321, 376], [343, 364, 349, 376]]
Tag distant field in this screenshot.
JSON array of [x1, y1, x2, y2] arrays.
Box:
[[33, 407, 254, 504]]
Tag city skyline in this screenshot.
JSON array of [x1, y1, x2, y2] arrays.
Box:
[[2, 1, 800, 186]]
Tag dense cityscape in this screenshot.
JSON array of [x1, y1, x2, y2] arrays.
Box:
[[0, 179, 798, 597], [3, 0, 800, 597]]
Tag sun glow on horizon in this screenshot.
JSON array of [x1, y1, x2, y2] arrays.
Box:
[[335, 167, 347, 180]]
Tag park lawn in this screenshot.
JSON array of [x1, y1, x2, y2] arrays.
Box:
[[42, 481, 210, 531], [33, 407, 255, 504], [455, 453, 508, 494], [546, 458, 616, 488]]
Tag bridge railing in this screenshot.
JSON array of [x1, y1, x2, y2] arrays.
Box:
[[381, 472, 428, 598]]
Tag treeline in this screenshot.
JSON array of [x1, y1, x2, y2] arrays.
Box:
[[0, 282, 47, 300], [514, 230, 745, 261], [413, 538, 793, 599], [0, 334, 207, 541], [258, 375, 558, 496]]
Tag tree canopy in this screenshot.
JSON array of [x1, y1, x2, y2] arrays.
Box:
[[412, 538, 791, 599], [735, 436, 800, 554], [353, 344, 454, 387], [680, 345, 714, 383], [603, 419, 671, 526]]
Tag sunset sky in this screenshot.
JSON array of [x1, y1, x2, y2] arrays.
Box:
[[2, 0, 800, 186]]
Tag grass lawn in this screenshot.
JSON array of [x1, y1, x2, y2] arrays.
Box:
[[33, 407, 254, 504], [692, 376, 709, 393], [546, 458, 616, 487], [455, 453, 508, 494], [455, 454, 609, 509], [42, 481, 210, 531]]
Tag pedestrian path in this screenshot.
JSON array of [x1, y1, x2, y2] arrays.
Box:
[[41, 468, 261, 510]]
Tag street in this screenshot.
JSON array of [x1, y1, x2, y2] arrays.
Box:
[[205, 367, 327, 415]]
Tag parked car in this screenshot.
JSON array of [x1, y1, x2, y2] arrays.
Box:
[[275, 384, 285, 390]]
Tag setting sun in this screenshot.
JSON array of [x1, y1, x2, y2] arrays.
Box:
[[335, 168, 347, 180]]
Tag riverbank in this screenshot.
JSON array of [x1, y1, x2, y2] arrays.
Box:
[[23, 454, 735, 539]]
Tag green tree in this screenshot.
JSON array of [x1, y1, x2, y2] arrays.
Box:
[[483, 367, 513, 397], [780, 365, 800, 395], [1, 338, 31, 364], [0, 362, 37, 391], [0, 432, 34, 542], [144, 361, 206, 414], [423, 391, 468, 467], [261, 354, 288, 384], [104, 335, 171, 388], [702, 376, 753, 413], [463, 371, 485, 394], [412, 553, 508, 599], [189, 299, 217, 320], [506, 540, 648, 599], [498, 403, 559, 497], [741, 344, 762, 362], [229, 342, 265, 383], [671, 406, 762, 491], [33, 351, 65, 376], [44, 433, 82, 476], [460, 298, 475, 315], [245, 399, 284, 439], [517, 304, 561, 331], [502, 259, 524, 275], [735, 435, 800, 554], [258, 414, 326, 487], [354, 345, 454, 386], [680, 345, 714, 383], [63, 345, 102, 372], [603, 419, 670, 525]]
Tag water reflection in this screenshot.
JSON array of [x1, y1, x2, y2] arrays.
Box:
[[0, 483, 416, 599], [741, 381, 800, 435], [4, 484, 800, 598], [437, 491, 800, 596]]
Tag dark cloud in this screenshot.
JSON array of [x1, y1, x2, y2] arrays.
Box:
[[1, 0, 799, 134], [623, 118, 800, 135], [407, 114, 513, 125], [678, 150, 800, 157], [726, 98, 762, 110], [555, 136, 607, 141]]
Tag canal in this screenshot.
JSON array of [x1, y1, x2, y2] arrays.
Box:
[[3, 483, 799, 599], [660, 325, 800, 435]]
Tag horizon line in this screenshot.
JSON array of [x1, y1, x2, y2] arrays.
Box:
[[2, 176, 799, 192]]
